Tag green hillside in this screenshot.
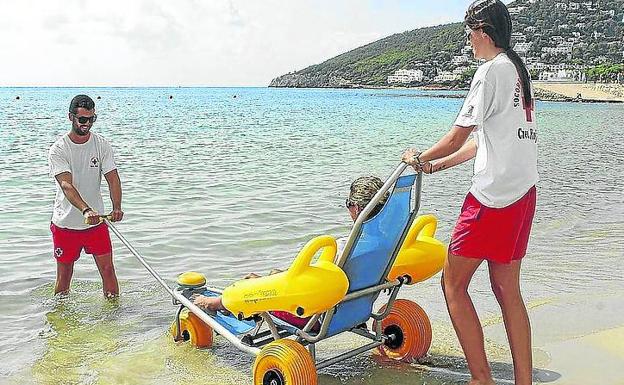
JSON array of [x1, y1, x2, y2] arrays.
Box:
[[270, 0, 624, 88], [270, 23, 464, 87]]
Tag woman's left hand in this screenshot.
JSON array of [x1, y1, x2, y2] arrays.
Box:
[[401, 148, 420, 166]]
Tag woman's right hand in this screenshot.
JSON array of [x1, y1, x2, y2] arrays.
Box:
[[401, 148, 420, 166], [402, 148, 434, 174]]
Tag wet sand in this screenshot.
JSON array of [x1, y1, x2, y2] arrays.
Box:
[[482, 291, 624, 385]]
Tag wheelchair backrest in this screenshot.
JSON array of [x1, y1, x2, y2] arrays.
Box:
[[325, 173, 417, 336]]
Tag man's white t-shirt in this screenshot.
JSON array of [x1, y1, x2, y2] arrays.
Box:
[[49, 132, 117, 230], [454, 53, 538, 208]]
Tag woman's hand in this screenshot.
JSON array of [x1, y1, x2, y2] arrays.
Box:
[[414, 161, 435, 174], [402, 148, 435, 174], [401, 148, 421, 166], [410, 160, 434, 174]]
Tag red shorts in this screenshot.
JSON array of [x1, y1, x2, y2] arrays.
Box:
[[449, 186, 536, 264], [50, 222, 112, 264]]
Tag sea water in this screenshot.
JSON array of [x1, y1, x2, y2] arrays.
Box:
[[0, 87, 622, 384]]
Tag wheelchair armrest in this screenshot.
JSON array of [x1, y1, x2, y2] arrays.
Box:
[[288, 235, 337, 277], [222, 235, 348, 319], [387, 214, 447, 284]]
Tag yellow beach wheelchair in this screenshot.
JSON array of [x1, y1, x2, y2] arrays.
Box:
[[106, 163, 446, 385]]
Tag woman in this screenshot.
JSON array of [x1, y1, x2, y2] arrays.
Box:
[[193, 176, 387, 327], [401, 1, 538, 384]]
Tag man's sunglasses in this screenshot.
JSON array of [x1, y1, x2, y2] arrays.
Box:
[[73, 114, 97, 124]]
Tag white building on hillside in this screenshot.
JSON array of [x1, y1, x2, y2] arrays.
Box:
[[453, 66, 470, 76], [434, 71, 460, 83], [514, 42, 533, 54], [387, 69, 424, 84], [452, 54, 470, 65], [542, 42, 573, 55], [539, 69, 586, 82], [511, 32, 526, 42]]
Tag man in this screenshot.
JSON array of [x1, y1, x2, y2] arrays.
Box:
[[48, 95, 124, 297], [193, 176, 387, 325]]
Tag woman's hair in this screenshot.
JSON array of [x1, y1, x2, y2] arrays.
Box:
[[348, 176, 388, 218], [465, 0, 533, 107]]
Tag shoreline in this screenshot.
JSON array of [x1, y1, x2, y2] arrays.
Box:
[[269, 82, 624, 103], [5, 83, 623, 103]]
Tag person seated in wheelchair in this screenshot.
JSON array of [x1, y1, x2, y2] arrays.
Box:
[[192, 175, 388, 326]]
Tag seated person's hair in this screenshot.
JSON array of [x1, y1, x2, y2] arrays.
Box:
[[347, 176, 389, 220]]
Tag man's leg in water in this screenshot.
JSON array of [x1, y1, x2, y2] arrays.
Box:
[[55, 261, 75, 294], [94, 252, 119, 298]]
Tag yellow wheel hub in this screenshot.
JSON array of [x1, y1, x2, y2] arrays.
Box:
[[253, 339, 317, 385], [374, 299, 432, 361], [169, 310, 213, 348], [176, 271, 206, 288]]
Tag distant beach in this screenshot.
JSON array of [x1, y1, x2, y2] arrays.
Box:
[[345, 82, 624, 103], [533, 82, 624, 103]]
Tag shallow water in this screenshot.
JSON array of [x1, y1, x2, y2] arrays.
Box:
[[0, 87, 622, 384]]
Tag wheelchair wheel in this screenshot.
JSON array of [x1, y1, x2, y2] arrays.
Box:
[[170, 310, 213, 348], [375, 299, 431, 361], [253, 339, 317, 385]]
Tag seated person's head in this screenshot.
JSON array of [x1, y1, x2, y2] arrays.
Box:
[[345, 176, 389, 221]]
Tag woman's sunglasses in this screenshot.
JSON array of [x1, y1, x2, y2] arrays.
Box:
[[73, 114, 97, 124], [345, 198, 355, 208]]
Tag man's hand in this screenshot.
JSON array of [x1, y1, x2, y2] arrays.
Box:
[[84, 209, 101, 225], [109, 208, 124, 222], [401, 148, 421, 166]]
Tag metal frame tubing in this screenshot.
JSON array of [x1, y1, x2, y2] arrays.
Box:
[[105, 163, 422, 361], [301, 164, 421, 344], [105, 219, 260, 356]]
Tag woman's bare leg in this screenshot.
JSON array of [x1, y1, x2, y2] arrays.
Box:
[[442, 253, 494, 385], [193, 295, 226, 311], [488, 259, 533, 385]]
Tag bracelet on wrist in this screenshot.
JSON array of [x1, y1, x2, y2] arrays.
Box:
[[82, 207, 93, 215], [415, 151, 422, 164]]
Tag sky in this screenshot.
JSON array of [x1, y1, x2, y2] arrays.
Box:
[[0, 0, 473, 87]]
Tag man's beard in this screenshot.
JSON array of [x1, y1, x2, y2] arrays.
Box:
[[72, 124, 90, 136]]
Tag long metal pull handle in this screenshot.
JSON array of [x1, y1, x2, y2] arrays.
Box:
[[104, 218, 261, 355], [104, 219, 175, 297]]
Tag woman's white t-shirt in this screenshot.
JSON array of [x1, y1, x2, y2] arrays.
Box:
[[454, 53, 538, 208], [48, 132, 117, 229]]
